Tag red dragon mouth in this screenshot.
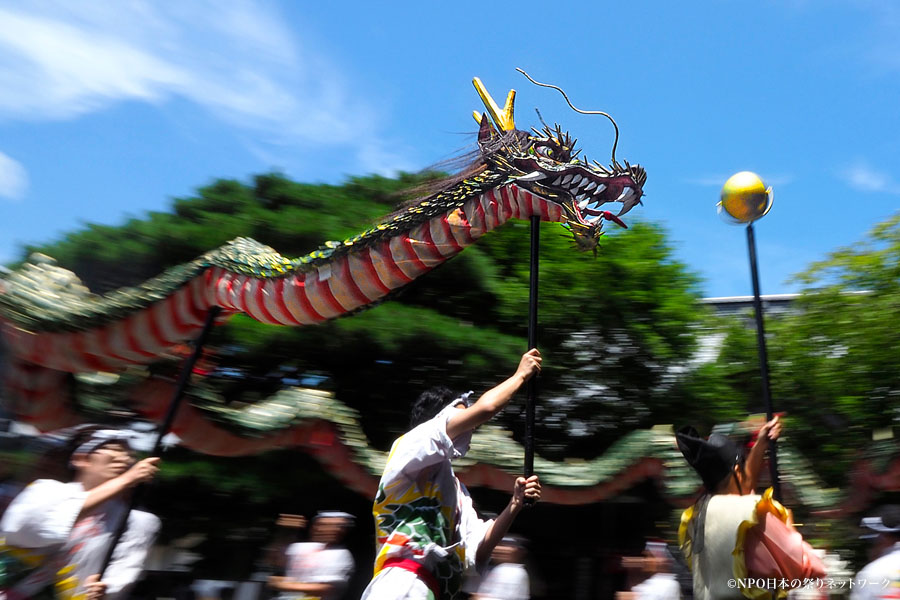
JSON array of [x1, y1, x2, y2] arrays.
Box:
[[514, 162, 646, 250]]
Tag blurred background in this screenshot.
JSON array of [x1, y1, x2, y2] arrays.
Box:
[[1, 2, 899, 598]]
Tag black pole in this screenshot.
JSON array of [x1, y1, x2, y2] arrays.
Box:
[[746, 224, 781, 501], [98, 305, 222, 577], [525, 215, 539, 480]]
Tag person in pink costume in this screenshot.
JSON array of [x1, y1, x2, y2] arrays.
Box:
[[676, 417, 825, 600]]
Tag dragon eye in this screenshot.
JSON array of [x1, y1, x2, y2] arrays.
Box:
[[535, 146, 555, 158]]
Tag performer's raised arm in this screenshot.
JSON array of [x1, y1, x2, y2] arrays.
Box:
[[475, 475, 542, 567], [363, 349, 544, 600], [74, 455, 160, 516], [743, 416, 781, 492], [446, 348, 541, 440], [0, 427, 160, 600]]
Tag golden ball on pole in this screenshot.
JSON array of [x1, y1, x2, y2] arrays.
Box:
[[718, 171, 773, 224]]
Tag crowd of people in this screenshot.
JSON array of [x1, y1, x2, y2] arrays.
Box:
[[1, 349, 897, 599]]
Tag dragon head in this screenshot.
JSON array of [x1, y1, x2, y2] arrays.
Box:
[[473, 76, 646, 251]]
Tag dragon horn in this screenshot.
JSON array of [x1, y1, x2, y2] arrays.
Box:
[[472, 77, 516, 131]]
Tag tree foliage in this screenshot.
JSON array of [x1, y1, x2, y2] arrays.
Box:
[[16, 173, 900, 584], [715, 214, 900, 485], [22, 171, 712, 457]]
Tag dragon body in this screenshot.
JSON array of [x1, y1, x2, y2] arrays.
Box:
[[0, 77, 646, 452], [0, 77, 876, 512]]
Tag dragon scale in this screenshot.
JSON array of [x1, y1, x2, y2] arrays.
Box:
[[4, 185, 558, 371], [0, 76, 647, 446], [212, 185, 561, 326], [0, 186, 565, 428]]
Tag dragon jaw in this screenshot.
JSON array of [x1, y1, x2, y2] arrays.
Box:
[[478, 122, 646, 252], [473, 77, 646, 251], [512, 157, 646, 251]]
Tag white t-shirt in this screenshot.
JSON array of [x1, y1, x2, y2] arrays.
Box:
[[280, 541, 354, 600], [0, 478, 160, 599], [476, 563, 530, 600]]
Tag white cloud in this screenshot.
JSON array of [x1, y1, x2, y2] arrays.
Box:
[[355, 138, 419, 177], [0, 1, 407, 170], [846, 161, 900, 194], [0, 7, 179, 118], [0, 152, 28, 201]]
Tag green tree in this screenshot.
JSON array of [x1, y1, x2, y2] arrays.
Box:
[[11, 171, 800, 594], [21, 171, 713, 457], [715, 214, 900, 485]]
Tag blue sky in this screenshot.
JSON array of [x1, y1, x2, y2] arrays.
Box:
[[1, 1, 898, 297]]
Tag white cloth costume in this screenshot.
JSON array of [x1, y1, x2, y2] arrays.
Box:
[[279, 541, 354, 600], [362, 400, 492, 600], [0, 479, 159, 599], [851, 542, 900, 600], [683, 494, 762, 600], [632, 573, 682, 600], [680, 490, 825, 600], [475, 562, 530, 600]]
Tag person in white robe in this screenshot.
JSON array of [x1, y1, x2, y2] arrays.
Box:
[[1, 427, 160, 599], [362, 349, 543, 600]]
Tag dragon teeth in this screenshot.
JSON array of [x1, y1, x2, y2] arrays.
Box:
[[616, 186, 641, 216], [562, 174, 574, 185], [576, 193, 588, 203], [578, 198, 590, 210], [517, 171, 547, 182], [552, 176, 563, 186], [571, 175, 583, 187], [616, 187, 634, 202], [594, 184, 607, 194], [583, 181, 597, 192]]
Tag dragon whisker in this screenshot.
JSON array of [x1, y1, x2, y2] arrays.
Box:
[[517, 67, 621, 170]]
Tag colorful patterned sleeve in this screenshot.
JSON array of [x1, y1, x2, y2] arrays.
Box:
[[0, 479, 87, 548]]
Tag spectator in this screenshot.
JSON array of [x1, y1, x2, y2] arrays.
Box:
[[269, 511, 355, 600], [851, 505, 900, 600]]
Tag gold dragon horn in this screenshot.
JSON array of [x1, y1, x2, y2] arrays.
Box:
[[472, 77, 516, 131]]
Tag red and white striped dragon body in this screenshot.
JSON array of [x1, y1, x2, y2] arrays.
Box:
[[0, 78, 646, 453]]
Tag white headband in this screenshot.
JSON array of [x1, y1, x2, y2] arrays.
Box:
[[315, 511, 355, 522], [860, 516, 900, 534], [452, 390, 474, 408], [72, 429, 135, 457]]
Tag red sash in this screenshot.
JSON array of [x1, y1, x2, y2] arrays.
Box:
[[382, 557, 441, 598]]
